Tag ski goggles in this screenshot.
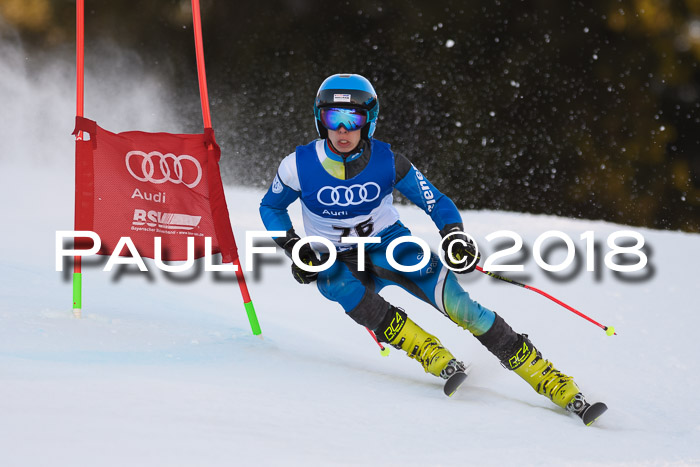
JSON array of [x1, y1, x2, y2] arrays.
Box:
[[319, 107, 368, 131]]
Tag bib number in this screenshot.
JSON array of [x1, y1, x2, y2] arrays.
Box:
[[333, 218, 374, 241]]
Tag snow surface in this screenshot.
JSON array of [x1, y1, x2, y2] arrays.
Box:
[[1, 41, 700, 467], [2, 162, 700, 467]]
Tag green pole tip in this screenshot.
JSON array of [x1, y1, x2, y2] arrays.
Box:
[[244, 301, 262, 335]]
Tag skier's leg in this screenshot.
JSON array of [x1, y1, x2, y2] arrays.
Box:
[[317, 250, 463, 379], [373, 305, 465, 379], [440, 272, 495, 336], [316, 257, 388, 330], [473, 313, 582, 409], [441, 272, 583, 410]]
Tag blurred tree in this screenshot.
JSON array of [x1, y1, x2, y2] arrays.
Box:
[[1, 0, 697, 231]]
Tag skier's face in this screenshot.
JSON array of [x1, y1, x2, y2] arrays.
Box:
[[327, 126, 362, 153]]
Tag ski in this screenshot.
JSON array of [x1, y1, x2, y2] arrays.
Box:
[[443, 370, 468, 396], [567, 393, 607, 426], [580, 402, 608, 426]]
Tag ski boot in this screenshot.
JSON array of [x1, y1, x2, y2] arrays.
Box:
[[476, 313, 607, 424], [510, 335, 608, 425], [376, 306, 467, 394], [508, 334, 581, 408]]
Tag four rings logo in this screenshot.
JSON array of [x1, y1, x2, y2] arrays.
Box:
[[317, 182, 381, 206], [126, 151, 203, 188]]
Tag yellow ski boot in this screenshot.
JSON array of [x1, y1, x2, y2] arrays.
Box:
[[508, 335, 581, 409], [475, 313, 607, 423], [378, 306, 464, 379]]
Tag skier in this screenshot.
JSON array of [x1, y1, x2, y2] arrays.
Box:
[[259, 73, 606, 425]]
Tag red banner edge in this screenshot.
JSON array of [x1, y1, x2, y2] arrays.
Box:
[[204, 128, 239, 264]]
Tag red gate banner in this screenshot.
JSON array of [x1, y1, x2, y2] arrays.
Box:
[[73, 116, 238, 263]]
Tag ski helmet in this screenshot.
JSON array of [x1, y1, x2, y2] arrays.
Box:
[[313, 73, 379, 140]]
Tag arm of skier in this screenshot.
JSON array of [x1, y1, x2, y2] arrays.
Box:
[[394, 154, 479, 273], [393, 154, 462, 230], [259, 180, 299, 238], [259, 154, 320, 283]]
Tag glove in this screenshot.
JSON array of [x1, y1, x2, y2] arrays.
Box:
[[290, 243, 321, 284], [276, 230, 322, 284], [439, 223, 480, 274]]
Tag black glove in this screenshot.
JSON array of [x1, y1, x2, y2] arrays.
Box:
[[439, 223, 480, 274], [276, 229, 321, 284]]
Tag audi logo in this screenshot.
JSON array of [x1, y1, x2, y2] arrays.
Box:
[[317, 182, 381, 206], [125, 151, 203, 188]]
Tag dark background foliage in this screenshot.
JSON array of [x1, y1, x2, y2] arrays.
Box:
[[3, 0, 699, 231]]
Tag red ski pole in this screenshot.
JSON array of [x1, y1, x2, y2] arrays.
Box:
[[475, 265, 617, 336]]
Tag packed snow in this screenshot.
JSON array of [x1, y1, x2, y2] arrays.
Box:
[[2, 159, 699, 465]]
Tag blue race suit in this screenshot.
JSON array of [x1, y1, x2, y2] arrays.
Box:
[[260, 138, 495, 336]]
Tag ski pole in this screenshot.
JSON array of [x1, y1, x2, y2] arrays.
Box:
[[366, 327, 390, 356], [475, 265, 617, 336]]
